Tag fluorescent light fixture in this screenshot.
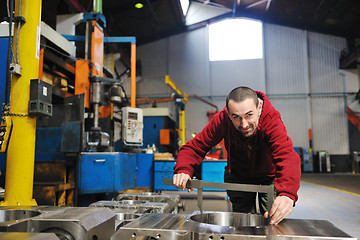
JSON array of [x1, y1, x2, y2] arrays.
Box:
[[209, 18, 263, 61], [180, 0, 190, 16]]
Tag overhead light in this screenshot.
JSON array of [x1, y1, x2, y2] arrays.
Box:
[[135, 2, 144, 9], [180, 0, 190, 16]]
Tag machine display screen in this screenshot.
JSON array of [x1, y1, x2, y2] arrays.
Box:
[[128, 112, 138, 120]]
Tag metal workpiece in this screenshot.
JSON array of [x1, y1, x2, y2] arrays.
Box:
[[113, 212, 356, 240], [112, 209, 141, 230], [0, 206, 116, 240], [163, 179, 274, 213], [90, 199, 172, 231], [116, 192, 182, 213], [90, 199, 171, 213]]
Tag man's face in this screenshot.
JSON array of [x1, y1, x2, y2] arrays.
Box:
[[227, 98, 262, 137]]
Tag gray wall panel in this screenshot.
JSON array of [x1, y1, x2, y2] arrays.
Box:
[[168, 28, 210, 96], [210, 59, 265, 96], [137, 38, 170, 97], [269, 97, 308, 148], [264, 24, 306, 94], [311, 97, 348, 154], [308, 32, 347, 93]]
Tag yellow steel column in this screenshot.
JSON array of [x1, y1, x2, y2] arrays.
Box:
[[0, 0, 41, 206], [179, 110, 186, 146]]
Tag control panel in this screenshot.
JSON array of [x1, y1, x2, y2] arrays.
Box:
[[122, 107, 143, 145]]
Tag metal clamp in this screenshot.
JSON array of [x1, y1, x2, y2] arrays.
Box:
[[163, 179, 274, 214]]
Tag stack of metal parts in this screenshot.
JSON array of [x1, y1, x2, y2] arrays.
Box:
[[0, 206, 115, 240], [112, 211, 357, 240], [116, 192, 182, 213], [89, 192, 183, 230]]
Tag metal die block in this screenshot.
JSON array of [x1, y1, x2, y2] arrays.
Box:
[[114, 212, 356, 240], [89, 200, 170, 214], [30, 79, 52, 103], [112, 228, 191, 240], [116, 192, 181, 214], [0, 206, 115, 240], [30, 207, 116, 240], [0, 209, 41, 232], [28, 100, 53, 117]]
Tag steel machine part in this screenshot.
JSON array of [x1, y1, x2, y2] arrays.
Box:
[[90, 81, 102, 129], [116, 192, 182, 213], [90, 198, 171, 231], [90, 199, 171, 214], [0, 206, 115, 240], [113, 212, 356, 240]]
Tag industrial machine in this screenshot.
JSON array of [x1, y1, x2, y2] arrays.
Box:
[[0, 0, 146, 207]]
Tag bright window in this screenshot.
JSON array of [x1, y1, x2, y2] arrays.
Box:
[[180, 0, 190, 16], [209, 18, 263, 61]]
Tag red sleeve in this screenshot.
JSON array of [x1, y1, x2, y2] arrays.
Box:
[[264, 115, 301, 203], [174, 109, 228, 176]]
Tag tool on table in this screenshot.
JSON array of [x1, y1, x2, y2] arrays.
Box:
[[163, 179, 274, 215]]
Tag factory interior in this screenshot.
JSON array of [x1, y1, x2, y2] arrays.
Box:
[[0, 0, 359, 239]]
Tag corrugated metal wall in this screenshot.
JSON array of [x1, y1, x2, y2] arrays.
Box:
[[264, 24, 309, 148], [168, 27, 210, 96], [210, 59, 265, 96], [308, 32, 349, 154], [137, 22, 355, 155]]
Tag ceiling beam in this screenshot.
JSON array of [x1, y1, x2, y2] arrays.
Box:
[[246, 0, 269, 9]]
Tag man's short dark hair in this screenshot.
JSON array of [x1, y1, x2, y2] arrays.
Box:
[[226, 86, 259, 110]]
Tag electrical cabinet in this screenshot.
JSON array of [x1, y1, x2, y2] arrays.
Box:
[[153, 160, 179, 191], [303, 148, 313, 172], [78, 152, 136, 194], [136, 153, 154, 188]]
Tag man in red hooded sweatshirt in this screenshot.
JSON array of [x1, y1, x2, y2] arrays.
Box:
[[173, 86, 301, 225]]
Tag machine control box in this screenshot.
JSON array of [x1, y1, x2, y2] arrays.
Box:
[[28, 79, 53, 117], [122, 107, 143, 145]]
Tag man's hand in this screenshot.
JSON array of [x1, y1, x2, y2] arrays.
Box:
[[173, 173, 192, 192], [264, 195, 294, 225]]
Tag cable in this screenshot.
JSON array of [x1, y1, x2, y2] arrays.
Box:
[[15, 0, 21, 64], [39, 43, 85, 61], [5, 0, 15, 106]]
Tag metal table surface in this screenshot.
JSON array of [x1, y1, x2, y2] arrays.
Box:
[[113, 212, 357, 240]]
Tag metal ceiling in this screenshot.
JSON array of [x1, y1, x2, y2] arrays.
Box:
[[1, 0, 360, 46]]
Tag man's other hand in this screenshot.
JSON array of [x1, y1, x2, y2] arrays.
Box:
[[264, 195, 294, 225], [173, 173, 192, 192]]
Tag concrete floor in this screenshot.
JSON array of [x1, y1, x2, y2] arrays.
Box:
[[164, 173, 360, 239]]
